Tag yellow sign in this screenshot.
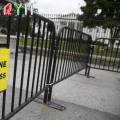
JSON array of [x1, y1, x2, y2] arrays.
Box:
[[0, 49, 10, 92]]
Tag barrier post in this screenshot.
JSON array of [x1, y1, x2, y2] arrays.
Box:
[[43, 25, 56, 104], [87, 46, 94, 78]]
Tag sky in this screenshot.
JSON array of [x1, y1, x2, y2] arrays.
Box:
[[30, 0, 85, 14]]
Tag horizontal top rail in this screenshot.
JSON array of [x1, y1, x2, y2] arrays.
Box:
[[94, 38, 120, 44], [57, 26, 92, 39]]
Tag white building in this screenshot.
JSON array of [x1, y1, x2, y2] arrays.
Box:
[[41, 13, 83, 35], [41, 13, 112, 41]]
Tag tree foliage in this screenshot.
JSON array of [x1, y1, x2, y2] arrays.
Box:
[[78, 0, 120, 39]]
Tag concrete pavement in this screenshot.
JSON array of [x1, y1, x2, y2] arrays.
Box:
[[0, 53, 120, 120]]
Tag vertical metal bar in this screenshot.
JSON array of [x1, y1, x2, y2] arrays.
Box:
[[33, 20, 41, 93], [40, 25, 49, 90], [71, 31, 77, 71], [74, 31, 79, 71], [75, 32, 81, 71], [63, 29, 72, 76], [76, 33, 81, 70], [7, 16, 11, 47], [43, 31, 52, 88], [68, 30, 74, 75], [11, 14, 21, 112], [19, 14, 30, 106], [112, 40, 119, 70], [99, 39, 105, 68], [61, 29, 68, 79], [35, 22, 46, 93], [2, 91, 6, 119], [103, 40, 110, 69], [57, 29, 65, 80], [87, 40, 94, 77], [108, 39, 114, 70], [25, 17, 36, 101], [75, 32, 80, 71], [86, 36, 92, 76], [94, 40, 101, 67], [1, 15, 12, 120], [73, 31, 80, 72], [47, 30, 62, 102], [66, 30, 72, 75], [31, 19, 41, 97], [66, 30, 72, 76], [63, 29, 70, 77], [86, 37, 95, 78], [117, 41, 120, 72], [59, 29, 67, 79], [117, 50, 120, 72], [69, 30, 75, 74], [76, 33, 82, 71], [85, 46, 90, 76], [53, 31, 64, 82], [44, 25, 55, 103]]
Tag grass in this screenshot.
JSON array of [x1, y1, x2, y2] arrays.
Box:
[[19, 38, 88, 53], [20, 38, 50, 48], [93, 45, 120, 58], [19, 38, 120, 58]]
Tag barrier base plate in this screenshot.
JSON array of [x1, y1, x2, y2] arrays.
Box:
[[34, 96, 66, 111]]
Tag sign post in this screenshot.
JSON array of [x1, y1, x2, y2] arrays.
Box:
[[0, 49, 10, 92]]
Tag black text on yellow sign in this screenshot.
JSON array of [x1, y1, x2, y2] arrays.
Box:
[[0, 49, 10, 92]]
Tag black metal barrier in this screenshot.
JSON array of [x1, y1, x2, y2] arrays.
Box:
[[86, 38, 120, 77], [43, 26, 92, 103], [0, 0, 56, 119], [1, 1, 120, 119], [0, 0, 92, 119]]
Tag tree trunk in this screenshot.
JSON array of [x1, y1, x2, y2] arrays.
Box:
[[109, 40, 114, 51], [109, 29, 114, 51], [109, 27, 119, 51]]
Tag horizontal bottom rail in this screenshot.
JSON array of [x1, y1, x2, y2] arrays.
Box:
[[52, 67, 86, 86], [2, 87, 48, 120], [90, 67, 120, 73]]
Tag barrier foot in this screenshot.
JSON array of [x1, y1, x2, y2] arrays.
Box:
[[34, 96, 66, 111]]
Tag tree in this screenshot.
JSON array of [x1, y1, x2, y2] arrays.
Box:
[[78, 0, 120, 49]]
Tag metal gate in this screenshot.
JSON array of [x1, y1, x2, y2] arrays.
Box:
[[43, 26, 92, 103], [86, 38, 120, 77], [0, 0, 56, 119], [0, 0, 92, 119]]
